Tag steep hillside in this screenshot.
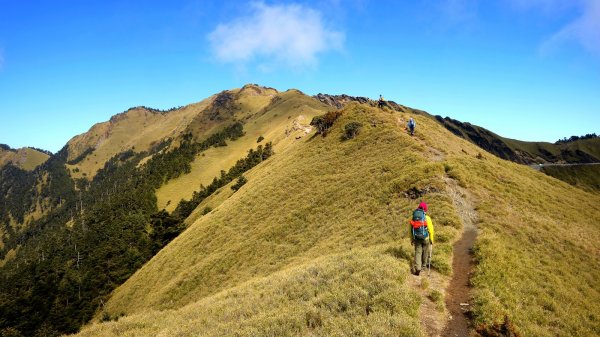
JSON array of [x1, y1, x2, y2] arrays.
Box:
[[2, 86, 598, 336], [64, 84, 282, 181], [156, 89, 330, 212], [0, 85, 316, 336], [77, 103, 599, 336], [64, 103, 209, 180], [540, 164, 600, 193], [78, 103, 458, 336], [435, 116, 600, 164], [0, 144, 50, 170]]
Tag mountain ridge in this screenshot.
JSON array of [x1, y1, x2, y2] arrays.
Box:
[[0, 85, 598, 336], [435, 115, 600, 164], [0, 145, 50, 171], [75, 99, 599, 337]]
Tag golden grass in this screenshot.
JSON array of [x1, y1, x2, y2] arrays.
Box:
[[0, 147, 49, 171], [541, 164, 600, 193], [442, 153, 600, 335], [74, 99, 599, 336], [76, 248, 422, 337], [156, 89, 328, 212], [77, 104, 459, 336], [66, 98, 214, 179]]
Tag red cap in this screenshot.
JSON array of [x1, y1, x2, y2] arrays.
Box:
[[418, 202, 428, 212]]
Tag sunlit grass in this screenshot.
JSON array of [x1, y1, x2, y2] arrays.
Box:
[[541, 164, 600, 193], [0, 147, 48, 170], [77, 248, 423, 337], [445, 154, 600, 336], [74, 99, 599, 336], [156, 89, 328, 212]]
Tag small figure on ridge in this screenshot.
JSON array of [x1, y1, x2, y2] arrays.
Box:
[[407, 117, 416, 136], [378, 94, 385, 109]]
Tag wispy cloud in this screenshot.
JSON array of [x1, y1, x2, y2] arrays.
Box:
[[208, 2, 344, 70], [508, 0, 600, 56], [541, 0, 600, 55]]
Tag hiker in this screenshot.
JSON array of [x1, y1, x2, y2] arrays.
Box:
[[378, 95, 385, 109], [409, 202, 435, 276], [407, 117, 416, 136]]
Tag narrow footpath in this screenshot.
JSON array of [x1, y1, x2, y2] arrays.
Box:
[[442, 176, 478, 337]]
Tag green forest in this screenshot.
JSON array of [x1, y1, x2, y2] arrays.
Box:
[[0, 122, 273, 336]]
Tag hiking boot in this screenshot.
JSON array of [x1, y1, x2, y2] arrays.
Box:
[[414, 269, 420, 276]]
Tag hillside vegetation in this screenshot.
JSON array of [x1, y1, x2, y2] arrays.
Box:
[[156, 88, 327, 212], [0, 85, 323, 336], [435, 116, 600, 164], [64, 102, 211, 180], [76, 102, 600, 336], [1, 86, 598, 336], [540, 164, 600, 193], [0, 146, 50, 170]]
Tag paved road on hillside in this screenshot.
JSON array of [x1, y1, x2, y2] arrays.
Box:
[[529, 162, 600, 171]]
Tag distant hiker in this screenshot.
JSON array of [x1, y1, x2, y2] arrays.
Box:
[[378, 95, 385, 109], [409, 202, 435, 276], [407, 118, 416, 136]]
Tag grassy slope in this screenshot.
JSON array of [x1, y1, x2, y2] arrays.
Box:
[[0, 147, 49, 170], [66, 100, 213, 179], [541, 164, 600, 193], [156, 89, 328, 212], [435, 115, 600, 164], [78, 104, 461, 336], [444, 157, 600, 335], [76, 102, 599, 336], [503, 136, 600, 163]]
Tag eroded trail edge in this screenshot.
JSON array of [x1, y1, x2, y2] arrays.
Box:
[[442, 177, 478, 337]]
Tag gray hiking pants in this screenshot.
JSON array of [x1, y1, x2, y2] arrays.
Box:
[[414, 239, 431, 272]]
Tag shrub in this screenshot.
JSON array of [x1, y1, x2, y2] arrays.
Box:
[[100, 312, 112, 322], [257, 136, 264, 143], [310, 110, 343, 136], [342, 122, 363, 140], [231, 176, 248, 191]]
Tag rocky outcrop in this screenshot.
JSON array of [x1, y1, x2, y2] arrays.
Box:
[[435, 116, 524, 163], [313, 93, 407, 113], [313, 93, 372, 109]]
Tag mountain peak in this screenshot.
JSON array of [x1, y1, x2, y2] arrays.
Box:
[[0, 145, 50, 170]]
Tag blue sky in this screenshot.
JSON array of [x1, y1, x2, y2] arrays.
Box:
[[1, 0, 599, 153]]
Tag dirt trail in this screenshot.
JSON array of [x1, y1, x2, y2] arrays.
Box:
[[407, 269, 447, 337], [442, 177, 478, 337]]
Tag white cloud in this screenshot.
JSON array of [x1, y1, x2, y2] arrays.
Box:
[[208, 2, 344, 70], [510, 0, 600, 56], [541, 0, 600, 55]]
